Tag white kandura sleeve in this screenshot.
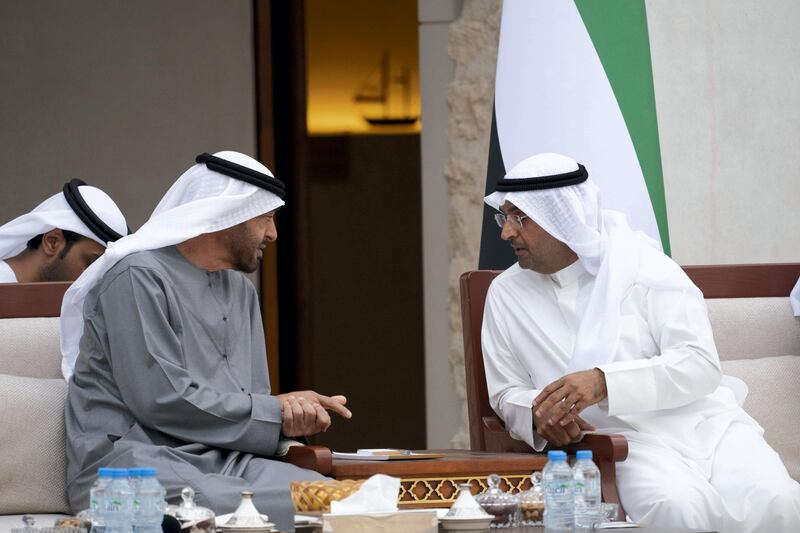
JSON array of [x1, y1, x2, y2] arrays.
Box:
[[481, 286, 549, 451], [598, 289, 722, 416], [790, 275, 800, 316]]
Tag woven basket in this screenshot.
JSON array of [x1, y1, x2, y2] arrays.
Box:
[[290, 479, 366, 512]]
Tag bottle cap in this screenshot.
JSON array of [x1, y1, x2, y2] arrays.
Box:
[[547, 450, 567, 461], [141, 467, 158, 477], [97, 467, 114, 477], [110, 469, 128, 478], [576, 450, 593, 460]]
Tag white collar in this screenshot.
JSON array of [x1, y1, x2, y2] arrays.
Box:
[[549, 259, 586, 289], [0, 260, 18, 283]]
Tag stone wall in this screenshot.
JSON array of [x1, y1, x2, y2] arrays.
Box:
[[443, 0, 501, 448]]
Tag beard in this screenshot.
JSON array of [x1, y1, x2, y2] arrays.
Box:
[[225, 225, 263, 273], [232, 252, 259, 274], [39, 257, 73, 282]]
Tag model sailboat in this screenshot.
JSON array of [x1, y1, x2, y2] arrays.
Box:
[[353, 50, 418, 126]]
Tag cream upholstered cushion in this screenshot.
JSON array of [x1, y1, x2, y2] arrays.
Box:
[[706, 297, 800, 361], [721, 355, 800, 481], [0, 374, 69, 514], [707, 297, 799, 480], [0, 317, 62, 379]]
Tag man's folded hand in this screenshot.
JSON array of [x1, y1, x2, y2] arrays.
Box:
[[277, 390, 352, 437], [533, 408, 595, 447], [533, 368, 607, 428]]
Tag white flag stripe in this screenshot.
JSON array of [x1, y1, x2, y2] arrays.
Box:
[[494, 0, 660, 243]]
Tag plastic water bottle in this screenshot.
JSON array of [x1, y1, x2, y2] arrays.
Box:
[[89, 467, 114, 533], [573, 450, 602, 530], [128, 466, 150, 530], [543, 450, 573, 532], [134, 468, 166, 533], [127, 468, 143, 521], [103, 468, 134, 533], [128, 468, 143, 491]]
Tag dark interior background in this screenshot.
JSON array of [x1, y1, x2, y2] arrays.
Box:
[[305, 134, 424, 450], [266, 0, 426, 451]]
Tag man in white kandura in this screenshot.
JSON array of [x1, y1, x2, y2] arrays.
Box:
[[481, 152, 800, 532], [0, 179, 128, 283]]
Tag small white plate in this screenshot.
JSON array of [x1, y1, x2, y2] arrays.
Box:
[[596, 522, 640, 529], [439, 515, 494, 531], [215, 512, 277, 533], [294, 514, 322, 525]]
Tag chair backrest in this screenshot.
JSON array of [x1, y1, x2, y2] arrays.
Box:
[[0, 282, 70, 378], [459, 263, 800, 452], [0, 282, 69, 319], [459, 270, 504, 451], [682, 264, 800, 361], [0, 282, 73, 513]]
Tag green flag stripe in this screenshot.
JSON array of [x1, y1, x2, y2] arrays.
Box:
[[574, 0, 671, 254]]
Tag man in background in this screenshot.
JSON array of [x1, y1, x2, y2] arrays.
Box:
[[0, 179, 128, 282]]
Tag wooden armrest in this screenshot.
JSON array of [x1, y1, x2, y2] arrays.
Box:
[[482, 416, 532, 453], [563, 433, 628, 463], [482, 415, 627, 520], [280, 445, 332, 476]]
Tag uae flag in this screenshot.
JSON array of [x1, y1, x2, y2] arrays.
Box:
[[479, 0, 669, 269]]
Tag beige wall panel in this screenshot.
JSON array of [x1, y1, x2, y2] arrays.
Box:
[[647, 0, 800, 265], [0, 0, 256, 230], [420, 0, 500, 449], [419, 18, 461, 449]]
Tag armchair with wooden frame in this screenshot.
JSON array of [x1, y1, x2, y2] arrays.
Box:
[[460, 262, 800, 520]]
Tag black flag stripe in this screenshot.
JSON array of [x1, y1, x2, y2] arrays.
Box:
[[478, 106, 516, 270]]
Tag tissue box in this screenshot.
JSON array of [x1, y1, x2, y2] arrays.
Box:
[[322, 510, 438, 533]]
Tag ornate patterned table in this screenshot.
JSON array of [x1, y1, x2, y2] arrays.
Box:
[[330, 449, 547, 509]]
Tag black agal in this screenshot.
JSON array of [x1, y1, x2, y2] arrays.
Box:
[[195, 153, 286, 199], [495, 164, 588, 192], [62, 179, 126, 243]]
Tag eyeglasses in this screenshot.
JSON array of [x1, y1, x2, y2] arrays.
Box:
[[494, 213, 529, 229]]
